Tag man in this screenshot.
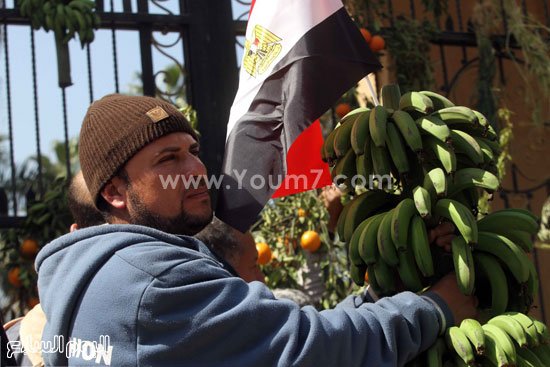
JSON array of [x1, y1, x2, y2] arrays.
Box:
[[67, 171, 105, 232], [36, 94, 477, 367], [4, 171, 107, 367], [195, 217, 266, 283]]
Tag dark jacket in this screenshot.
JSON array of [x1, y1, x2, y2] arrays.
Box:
[[36, 224, 452, 367]]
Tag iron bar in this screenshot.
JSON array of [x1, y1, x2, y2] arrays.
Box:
[[30, 28, 44, 197], [409, 0, 415, 19], [454, 0, 468, 63], [110, 0, 120, 93], [86, 43, 94, 104], [3, 23, 17, 215], [61, 88, 71, 180]]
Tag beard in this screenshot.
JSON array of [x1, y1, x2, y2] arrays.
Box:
[[125, 184, 212, 236]]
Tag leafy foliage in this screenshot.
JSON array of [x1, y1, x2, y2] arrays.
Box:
[[251, 190, 359, 309]]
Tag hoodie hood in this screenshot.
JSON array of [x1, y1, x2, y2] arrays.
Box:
[[35, 224, 216, 366]]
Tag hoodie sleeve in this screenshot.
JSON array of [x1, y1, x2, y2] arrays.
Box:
[[136, 257, 447, 367]]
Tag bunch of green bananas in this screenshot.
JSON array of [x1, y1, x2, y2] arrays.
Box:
[[325, 83, 547, 360], [406, 313, 550, 366], [18, 0, 100, 47]]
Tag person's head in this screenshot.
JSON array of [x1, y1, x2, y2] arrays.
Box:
[[67, 171, 105, 231], [79, 94, 212, 235], [195, 217, 265, 283]]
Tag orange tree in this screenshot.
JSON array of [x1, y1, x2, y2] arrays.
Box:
[[0, 176, 73, 316], [251, 190, 360, 309]]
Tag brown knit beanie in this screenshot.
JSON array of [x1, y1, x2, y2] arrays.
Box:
[[79, 94, 198, 207]]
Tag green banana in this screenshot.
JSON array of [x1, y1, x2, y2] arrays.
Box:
[[333, 118, 356, 158], [391, 198, 416, 252], [419, 91, 455, 111], [424, 167, 448, 200], [409, 215, 434, 277], [482, 327, 512, 367], [476, 232, 530, 284], [356, 154, 368, 183], [330, 148, 356, 193], [506, 208, 540, 223], [369, 105, 389, 147], [381, 84, 402, 110], [529, 316, 550, 345], [400, 91, 434, 115], [416, 115, 451, 142], [349, 218, 372, 266], [488, 315, 529, 348], [370, 143, 392, 177], [350, 109, 371, 155], [361, 136, 375, 180], [343, 190, 392, 243], [478, 136, 502, 155], [445, 326, 475, 365], [494, 229, 533, 253], [478, 209, 539, 235], [426, 338, 447, 367], [424, 136, 457, 174], [396, 245, 423, 292], [476, 138, 496, 164], [350, 262, 367, 286], [366, 266, 382, 294], [450, 129, 484, 166], [336, 199, 353, 241], [372, 259, 396, 295], [526, 258, 539, 303], [431, 106, 479, 127], [377, 209, 399, 266], [448, 168, 500, 196], [482, 324, 517, 365], [392, 110, 423, 152], [504, 312, 541, 348], [516, 347, 545, 367], [434, 198, 478, 245], [452, 236, 475, 295], [460, 318, 485, 355], [385, 122, 410, 174], [358, 213, 386, 265], [531, 345, 550, 366], [322, 128, 338, 163], [340, 106, 370, 124], [412, 185, 432, 219]]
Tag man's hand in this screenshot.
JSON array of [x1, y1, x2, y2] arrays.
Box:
[[319, 185, 344, 233], [430, 272, 478, 325], [428, 222, 455, 252]]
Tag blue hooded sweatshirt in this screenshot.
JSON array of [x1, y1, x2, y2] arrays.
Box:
[[36, 224, 453, 367]]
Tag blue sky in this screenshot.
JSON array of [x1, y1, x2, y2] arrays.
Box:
[[0, 0, 248, 166]]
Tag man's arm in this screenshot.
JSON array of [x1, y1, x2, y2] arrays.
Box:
[[137, 258, 456, 367]]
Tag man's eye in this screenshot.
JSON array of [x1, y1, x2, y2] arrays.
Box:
[[159, 154, 175, 163], [191, 150, 200, 156]]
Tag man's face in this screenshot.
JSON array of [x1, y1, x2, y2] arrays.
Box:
[[232, 230, 266, 283], [121, 132, 212, 235]]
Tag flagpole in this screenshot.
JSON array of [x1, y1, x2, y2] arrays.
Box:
[[364, 74, 380, 106]]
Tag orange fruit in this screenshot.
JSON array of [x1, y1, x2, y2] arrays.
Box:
[[298, 208, 307, 217], [335, 103, 351, 118], [369, 35, 385, 53], [28, 297, 39, 308], [300, 231, 321, 252], [256, 243, 272, 265], [359, 28, 371, 43], [20, 238, 39, 260], [8, 267, 22, 287]]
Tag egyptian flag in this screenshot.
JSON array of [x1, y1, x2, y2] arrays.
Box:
[[216, 0, 381, 233]]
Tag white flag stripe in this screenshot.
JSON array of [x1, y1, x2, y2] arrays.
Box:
[[226, 0, 343, 139]]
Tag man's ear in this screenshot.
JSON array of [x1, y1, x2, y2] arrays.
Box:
[[100, 177, 127, 210]]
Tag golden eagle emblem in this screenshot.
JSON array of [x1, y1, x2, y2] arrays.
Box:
[[243, 25, 282, 77]]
